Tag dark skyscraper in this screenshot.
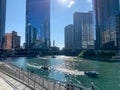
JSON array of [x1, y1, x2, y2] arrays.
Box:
[[116, 14, 120, 49], [93, 0, 120, 49], [26, 0, 50, 49], [64, 24, 74, 50], [0, 0, 6, 48]]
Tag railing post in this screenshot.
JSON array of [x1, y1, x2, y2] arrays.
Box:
[[19, 68, 20, 79], [59, 82, 61, 90], [23, 70, 24, 82], [42, 78, 44, 86], [48, 79, 49, 89], [53, 82, 55, 90], [27, 70, 29, 85], [34, 76, 35, 89]]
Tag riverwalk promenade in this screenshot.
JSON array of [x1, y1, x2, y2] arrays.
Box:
[[0, 76, 13, 90], [0, 72, 32, 90], [0, 62, 92, 90]]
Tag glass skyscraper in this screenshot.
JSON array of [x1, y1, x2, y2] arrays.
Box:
[[65, 24, 74, 50], [0, 0, 6, 48], [74, 12, 94, 50], [26, 0, 50, 49], [93, 0, 120, 49]]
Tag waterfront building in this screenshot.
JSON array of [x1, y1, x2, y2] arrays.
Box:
[[26, 0, 50, 49], [64, 24, 74, 50], [0, 0, 6, 48], [73, 12, 94, 50], [93, 0, 120, 50], [12, 31, 21, 49], [26, 23, 37, 48], [4, 31, 21, 49], [4, 33, 12, 49]]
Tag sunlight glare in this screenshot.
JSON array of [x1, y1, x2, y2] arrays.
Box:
[[58, 0, 68, 5]]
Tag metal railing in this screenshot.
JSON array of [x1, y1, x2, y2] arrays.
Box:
[[0, 62, 92, 90]]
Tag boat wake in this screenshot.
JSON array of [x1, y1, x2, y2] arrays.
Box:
[[27, 63, 84, 76], [27, 63, 42, 69], [55, 68, 85, 76]]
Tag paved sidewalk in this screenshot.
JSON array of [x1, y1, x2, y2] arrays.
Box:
[[0, 72, 32, 90], [0, 77, 13, 90]]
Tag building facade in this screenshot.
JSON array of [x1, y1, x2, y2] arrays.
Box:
[[12, 31, 21, 49], [116, 14, 120, 49], [4, 31, 21, 49], [64, 24, 74, 50], [74, 12, 94, 50], [0, 0, 6, 48], [4, 33, 12, 49], [93, 0, 120, 50], [26, 0, 50, 49]]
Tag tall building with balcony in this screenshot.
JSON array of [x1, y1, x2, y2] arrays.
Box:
[[64, 24, 74, 50], [93, 0, 120, 50], [74, 12, 94, 50], [0, 0, 6, 48], [26, 0, 50, 49], [4, 31, 21, 49]]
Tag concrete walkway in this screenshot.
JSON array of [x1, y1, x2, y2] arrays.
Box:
[[0, 72, 32, 90], [0, 77, 13, 90]]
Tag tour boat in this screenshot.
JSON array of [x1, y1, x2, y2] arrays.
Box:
[[84, 71, 99, 77], [41, 66, 49, 70], [51, 55, 56, 58]]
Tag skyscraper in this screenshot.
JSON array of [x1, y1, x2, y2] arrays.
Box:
[[12, 31, 21, 49], [74, 12, 94, 50], [0, 0, 6, 48], [93, 0, 120, 49], [116, 14, 120, 49], [64, 24, 74, 50], [26, 0, 50, 49]]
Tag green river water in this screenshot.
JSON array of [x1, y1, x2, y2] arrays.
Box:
[[5, 55, 120, 90]]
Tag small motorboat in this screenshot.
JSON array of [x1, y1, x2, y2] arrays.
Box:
[[51, 55, 56, 58], [84, 71, 99, 77], [41, 66, 49, 70]]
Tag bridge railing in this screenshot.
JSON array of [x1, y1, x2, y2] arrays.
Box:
[[0, 62, 92, 90]]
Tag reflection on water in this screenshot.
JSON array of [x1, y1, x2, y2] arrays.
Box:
[[27, 63, 84, 75], [5, 55, 120, 90]]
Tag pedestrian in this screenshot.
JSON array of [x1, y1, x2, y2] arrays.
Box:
[[91, 82, 95, 90], [70, 82, 74, 90], [30, 70, 34, 77], [92, 85, 95, 90], [80, 88, 82, 90], [67, 83, 70, 90]]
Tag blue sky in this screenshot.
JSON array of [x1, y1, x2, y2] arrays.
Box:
[[6, 0, 92, 49]]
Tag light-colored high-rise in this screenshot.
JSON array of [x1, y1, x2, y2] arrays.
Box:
[[74, 11, 94, 50]]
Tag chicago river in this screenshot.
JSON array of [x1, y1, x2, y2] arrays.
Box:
[[4, 56, 120, 90]]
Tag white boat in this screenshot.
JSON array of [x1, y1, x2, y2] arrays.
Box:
[[84, 71, 99, 77]]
